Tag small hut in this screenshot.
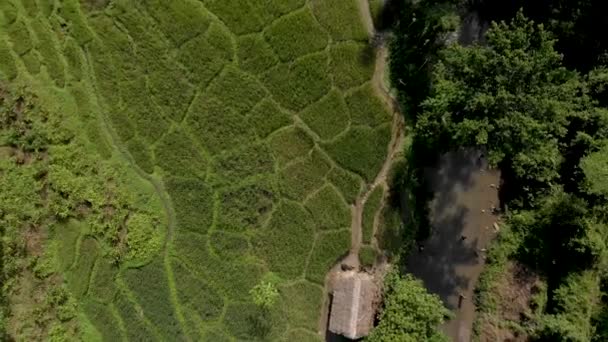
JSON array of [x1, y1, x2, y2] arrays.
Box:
[[329, 271, 378, 339]]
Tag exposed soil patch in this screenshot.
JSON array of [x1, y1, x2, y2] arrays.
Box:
[[478, 262, 542, 342], [406, 149, 501, 341]]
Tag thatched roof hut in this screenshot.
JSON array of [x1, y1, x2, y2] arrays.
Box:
[[329, 271, 377, 339]]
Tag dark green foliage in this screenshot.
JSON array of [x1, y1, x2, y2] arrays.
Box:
[[148, 63, 194, 122], [310, 0, 368, 41], [89, 258, 118, 303], [178, 22, 233, 86], [263, 52, 331, 111], [264, 8, 328, 62], [367, 271, 449, 341], [377, 204, 407, 258], [362, 186, 384, 244], [216, 178, 275, 232], [106, 110, 135, 143], [123, 259, 186, 341], [280, 281, 323, 330], [55, 220, 82, 272], [300, 89, 350, 140], [331, 42, 375, 90], [21, 50, 41, 75], [0, 2, 18, 25], [327, 166, 363, 204], [121, 77, 171, 144], [279, 151, 331, 201], [212, 143, 275, 185], [254, 201, 315, 279], [323, 124, 391, 182], [203, 328, 232, 342], [237, 34, 279, 76], [82, 300, 124, 342], [31, 18, 65, 87], [359, 245, 377, 267], [171, 259, 224, 322], [114, 290, 159, 342], [154, 129, 207, 178], [581, 143, 608, 195], [8, 20, 33, 55], [223, 302, 286, 341], [306, 230, 350, 284], [143, 0, 211, 46], [67, 237, 100, 299], [58, 0, 94, 45], [268, 126, 314, 165], [166, 177, 215, 234], [207, 65, 267, 115], [202, 0, 264, 35], [249, 0, 306, 24], [126, 137, 154, 174], [209, 231, 250, 260], [248, 98, 292, 138], [0, 39, 17, 80], [63, 38, 84, 81], [346, 83, 391, 127], [304, 184, 351, 231]]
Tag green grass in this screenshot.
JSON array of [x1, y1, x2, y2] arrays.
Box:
[[331, 42, 375, 90], [264, 7, 328, 62], [165, 177, 215, 234], [66, 237, 100, 299], [21, 49, 40, 75], [88, 258, 118, 304], [63, 38, 84, 81], [202, 0, 264, 35], [253, 201, 315, 280], [123, 259, 186, 341], [269, 126, 315, 165], [300, 89, 350, 140], [279, 150, 331, 201], [114, 290, 159, 341], [362, 186, 384, 244], [249, 98, 293, 138], [171, 259, 224, 322], [304, 184, 351, 231], [310, 0, 369, 41], [250, 0, 307, 24], [216, 177, 276, 232], [306, 230, 351, 284], [143, 0, 211, 46], [280, 281, 324, 330], [263, 52, 331, 111], [154, 128, 207, 178], [0, 38, 17, 80], [203, 328, 233, 342], [7, 19, 33, 56], [327, 166, 363, 204], [148, 63, 194, 122], [282, 329, 323, 342], [31, 17, 65, 87], [323, 124, 391, 181], [359, 245, 377, 267], [58, 0, 94, 45], [209, 231, 250, 260], [211, 143, 275, 185], [223, 302, 287, 341], [126, 137, 155, 174], [238, 34, 279, 75], [55, 220, 82, 272], [82, 300, 124, 342], [346, 83, 392, 127]]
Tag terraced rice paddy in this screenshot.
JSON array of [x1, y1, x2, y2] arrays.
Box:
[[0, 0, 397, 340]]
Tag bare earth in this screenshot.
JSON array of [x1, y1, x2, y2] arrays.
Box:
[[407, 149, 501, 342]]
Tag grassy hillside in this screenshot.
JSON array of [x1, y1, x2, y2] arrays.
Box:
[[0, 0, 394, 340]]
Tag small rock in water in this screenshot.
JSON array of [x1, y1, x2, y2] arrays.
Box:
[[493, 222, 500, 232], [490, 183, 496, 188], [481, 209, 486, 213]]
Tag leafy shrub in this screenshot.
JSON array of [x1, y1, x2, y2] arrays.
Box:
[[0, 2, 17, 25], [114, 290, 159, 341], [299, 89, 350, 140], [211, 143, 275, 185], [154, 128, 207, 178], [323, 124, 391, 182], [82, 300, 124, 341], [172, 231, 210, 271], [304, 184, 351, 231], [143, 0, 211, 46], [345, 83, 391, 127], [310, 0, 368, 41], [223, 302, 287, 341], [264, 8, 328, 62], [377, 205, 407, 257], [67, 237, 100, 299], [54, 220, 82, 272], [178, 23, 233, 86], [125, 213, 164, 263], [123, 259, 187, 341], [0, 39, 16, 80], [279, 150, 331, 201], [330, 42, 375, 90], [280, 281, 324, 330], [359, 245, 377, 267], [306, 230, 351, 284], [88, 258, 118, 304], [58, 0, 94, 45], [21, 50, 40, 75], [126, 137, 154, 174], [171, 259, 224, 322], [209, 231, 250, 260], [237, 34, 279, 75], [202, 0, 264, 35], [263, 52, 331, 111], [207, 65, 267, 115], [63, 38, 83, 81], [31, 18, 65, 87], [8, 19, 33, 56], [148, 62, 194, 122], [202, 328, 233, 342], [216, 177, 276, 232], [248, 98, 292, 138], [249, 0, 306, 24], [268, 126, 315, 165], [362, 186, 384, 244], [327, 166, 363, 204], [253, 201, 315, 279], [165, 177, 215, 234]]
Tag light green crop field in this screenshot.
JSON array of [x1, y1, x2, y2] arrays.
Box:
[[0, 0, 394, 340]]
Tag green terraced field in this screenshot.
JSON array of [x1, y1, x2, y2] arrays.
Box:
[[0, 0, 394, 340]]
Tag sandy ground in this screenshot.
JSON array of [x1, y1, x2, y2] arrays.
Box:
[[406, 149, 501, 342]]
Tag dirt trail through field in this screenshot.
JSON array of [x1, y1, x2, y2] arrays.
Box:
[[319, 1, 405, 338]]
